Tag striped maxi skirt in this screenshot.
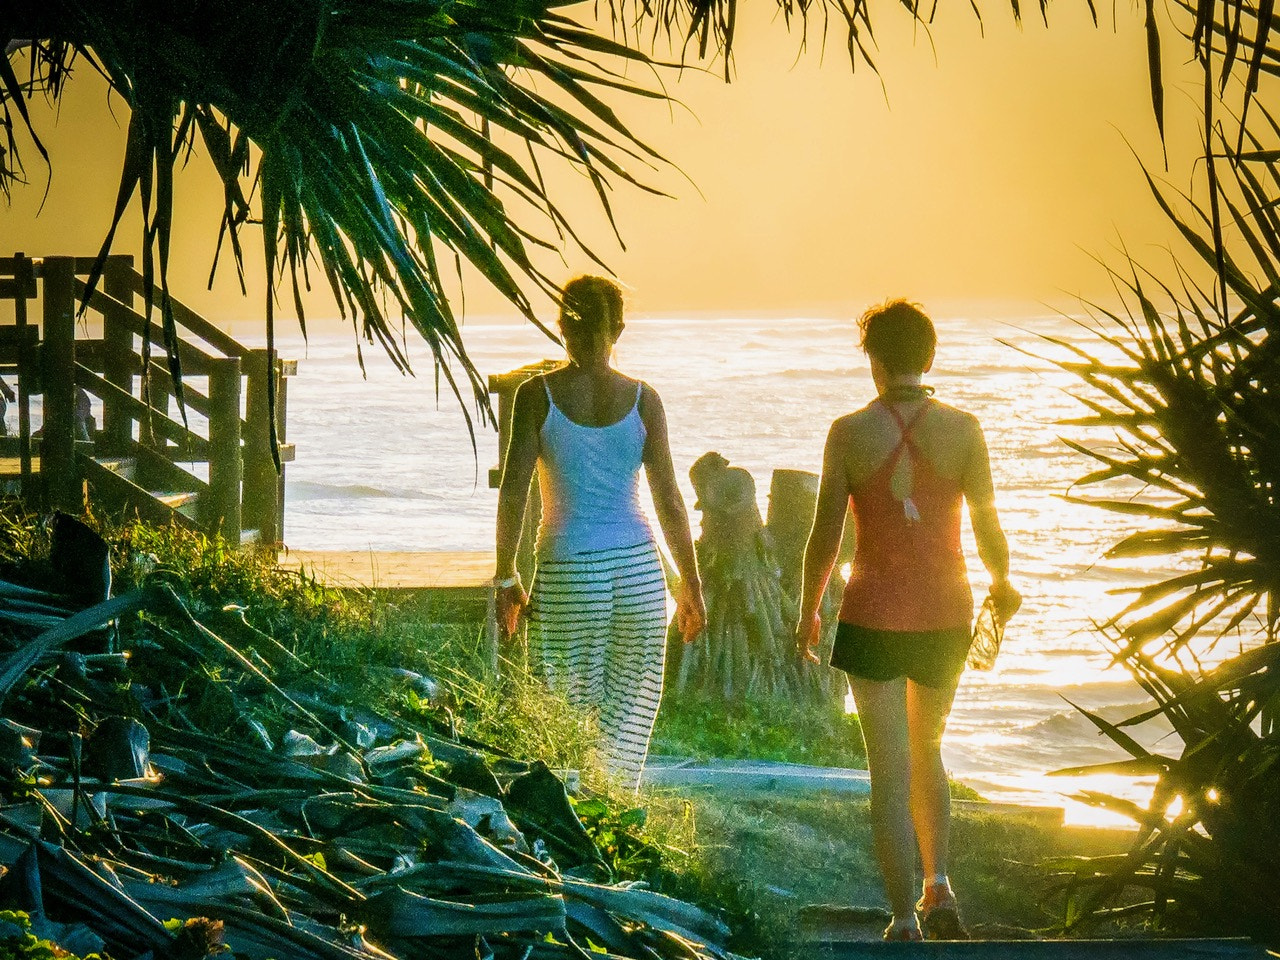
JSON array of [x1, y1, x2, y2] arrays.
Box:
[[529, 539, 668, 791]]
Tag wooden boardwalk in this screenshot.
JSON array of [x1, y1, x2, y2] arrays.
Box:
[[277, 550, 494, 590]]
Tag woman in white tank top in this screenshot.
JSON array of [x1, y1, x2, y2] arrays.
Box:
[[494, 276, 706, 790]]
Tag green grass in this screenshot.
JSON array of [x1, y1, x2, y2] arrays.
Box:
[[652, 692, 867, 767], [658, 790, 1139, 955]]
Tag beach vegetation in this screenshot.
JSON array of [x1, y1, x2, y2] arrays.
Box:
[[1, 1, 1242, 431], [1043, 8, 1280, 940], [0, 910, 104, 960], [0, 513, 768, 959]]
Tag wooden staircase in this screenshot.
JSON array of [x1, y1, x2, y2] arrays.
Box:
[[0, 253, 295, 547]]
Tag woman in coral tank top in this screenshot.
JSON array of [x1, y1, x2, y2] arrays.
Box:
[[795, 300, 1021, 941]]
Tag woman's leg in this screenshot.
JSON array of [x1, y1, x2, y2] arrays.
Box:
[[528, 554, 610, 710], [848, 675, 916, 924], [905, 676, 960, 883], [599, 542, 668, 791]]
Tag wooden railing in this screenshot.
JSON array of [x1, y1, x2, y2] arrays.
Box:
[[0, 252, 294, 547]]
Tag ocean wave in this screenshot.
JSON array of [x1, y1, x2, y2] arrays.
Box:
[[1024, 701, 1179, 747], [723, 367, 867, 382], [286, 480, 433, 502]]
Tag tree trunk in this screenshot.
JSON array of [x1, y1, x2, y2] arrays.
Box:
[[666, 453, 841, 708]]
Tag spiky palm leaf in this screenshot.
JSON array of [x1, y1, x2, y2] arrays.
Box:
[[5, 0, 1266, 432], [3, 0, 674, 440], [1044, 60, 1280, 942], [1046, 109, 1280, 656], [1049, 636, 1280, 940]]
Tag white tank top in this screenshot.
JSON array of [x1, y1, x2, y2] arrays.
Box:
[[536, 378, 653, 557]]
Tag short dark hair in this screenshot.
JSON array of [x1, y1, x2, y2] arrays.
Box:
[[858, 299, 936, 374], [559, 275, 624, 337]]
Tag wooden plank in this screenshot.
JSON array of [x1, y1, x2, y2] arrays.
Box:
[[0, 456, 40, 478], [73, 367, 209, 458], [242, 349, 280, 546], [140, 362, 214, 419], [205, 356, 242, 544], [0, 253, 37, 298], [0, 254, 129, 276], [74, 281, 219, 375], [277, 551, 495, 590], [131, 445, 209, 500], [0, 278, 36, 299], [14, 266, 34, 497], [79, 455, 201, 532], [124, 271, 245, 357], [101, 256, 136, 457], [41, 257, 78, 512]]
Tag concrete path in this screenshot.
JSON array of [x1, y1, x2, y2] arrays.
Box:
[[642, 755, 871, 794], [641, 756, 1066, 827]]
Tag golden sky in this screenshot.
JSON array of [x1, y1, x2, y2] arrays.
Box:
[[3, 3, 1204, 331]]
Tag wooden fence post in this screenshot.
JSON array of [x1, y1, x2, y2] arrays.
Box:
[[13, 253, 36, 499], [41, 257, 79, 513], [101, 256, 135, 456], [205, 356, 242, 545], [242, 348, 279, 547], [273, 355, 289, 546]]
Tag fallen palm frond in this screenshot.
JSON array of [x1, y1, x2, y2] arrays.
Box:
[[0, 526, 742, 960]]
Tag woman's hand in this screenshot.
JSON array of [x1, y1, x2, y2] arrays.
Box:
[[794, 613, 822, 664], [675, 581, 706, 643], [494, 578, 529, 641], [990, 579, 1022, 623]]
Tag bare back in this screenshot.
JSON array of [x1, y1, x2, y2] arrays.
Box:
[[834, 398, 989, 505], [544, 365, 641, 428]]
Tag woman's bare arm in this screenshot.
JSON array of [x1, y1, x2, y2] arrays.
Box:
[[795, 420, 851, 659], [640, 385, 705, 642], [963, 418, 1020, 619], [495, 379, 543, 577], [493, 378, 545, 634]]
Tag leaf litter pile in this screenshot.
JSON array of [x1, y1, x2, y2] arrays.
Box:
[[0, 516, 741, 960]]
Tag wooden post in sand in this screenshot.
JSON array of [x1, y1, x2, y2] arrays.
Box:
[[765, 468, 851, 676], [766, 468, 856, 590], [668, 453, 839, 706], [766, 469, 819, 594]]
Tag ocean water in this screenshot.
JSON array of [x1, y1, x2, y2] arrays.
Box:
[[277, 313, 1192, 825]]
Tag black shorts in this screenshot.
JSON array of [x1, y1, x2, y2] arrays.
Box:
[[830, 622, 973, 689]]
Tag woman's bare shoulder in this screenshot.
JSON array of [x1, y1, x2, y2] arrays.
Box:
[[832, 401, 883, 434], [929, 399, 982, 430], [513, 372, 554, 411]]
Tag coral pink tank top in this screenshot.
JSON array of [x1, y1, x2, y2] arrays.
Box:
[[838, 399, 973, 632]]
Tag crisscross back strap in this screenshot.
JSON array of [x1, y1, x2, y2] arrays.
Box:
[[881, 399, 931, 460]]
